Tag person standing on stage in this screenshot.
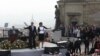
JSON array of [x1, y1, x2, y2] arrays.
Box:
[[38, 22, 47, 48], [24, 22, 37, 49]]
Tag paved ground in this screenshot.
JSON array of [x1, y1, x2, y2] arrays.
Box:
[[62, 37, 92, 53], [61, 37, 93, 56]]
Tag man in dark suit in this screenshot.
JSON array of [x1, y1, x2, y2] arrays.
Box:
[[74, 38, 81, 54], [25, 22, 37, 49], [67, 39, 73, 54], [8, 26, 19, 43]]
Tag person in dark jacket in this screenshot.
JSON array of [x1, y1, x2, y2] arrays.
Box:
[[59, 24, 65, 37], [24, 22, 37, 49], [67, 39, 75, 55], [8, 26, 19, 43], [68, 40, 74, 54], [66, 51, 70, 56], [84, 37, 89, 54], [94, 37, 100, 49], [74, 38, 81, 54]]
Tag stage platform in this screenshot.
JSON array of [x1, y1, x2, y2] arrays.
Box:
[[0, 48, 67, 56], [0, 42, 67, 56], [11, 48, 44, 56]]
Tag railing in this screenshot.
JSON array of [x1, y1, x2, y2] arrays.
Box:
[[0, 29, 29, 38]]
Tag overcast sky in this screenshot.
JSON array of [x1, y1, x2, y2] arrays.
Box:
[[0, 0, 58, 29]]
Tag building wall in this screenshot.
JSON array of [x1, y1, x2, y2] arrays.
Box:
[[64, 3, 83, 26], [58, 0, 100, 26], [84, 2, 100, 25]]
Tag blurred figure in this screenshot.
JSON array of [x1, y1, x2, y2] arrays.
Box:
[[38, 22, 47, 48], [59, 24, 65, 37], [67, 38, 75, 56], [94, 36, 100, 50], [8, 26, 19, 43], [51, 39, 56, 44], [80, 27, 86, 43], [68, 26, 72, 37], [93, 36, 100, 55], [84, 37, 89, 54], [74, 38, 81, 54], [73, 27, 80, 38], [76, 27, 81, 38], [67, 39, 74, 55], [66, 50, 70, 56], [24, 22, 37, 49]]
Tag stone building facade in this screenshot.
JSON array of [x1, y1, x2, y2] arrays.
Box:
[[57, 0, 100, 27]]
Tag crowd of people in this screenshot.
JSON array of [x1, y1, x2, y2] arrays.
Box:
[[65, 25, 100, 56]]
